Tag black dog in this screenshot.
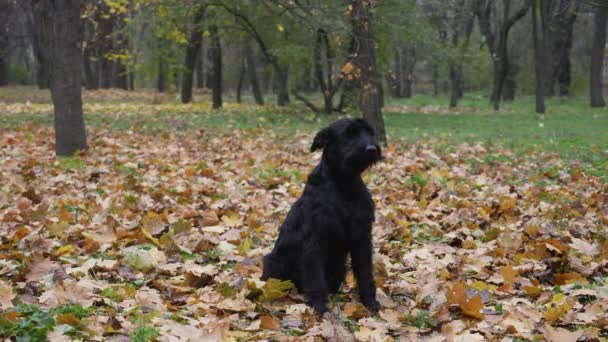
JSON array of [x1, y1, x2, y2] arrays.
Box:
[[261, 118, 382, 314]]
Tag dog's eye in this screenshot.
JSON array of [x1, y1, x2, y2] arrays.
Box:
[[345, 126, 360, 137]]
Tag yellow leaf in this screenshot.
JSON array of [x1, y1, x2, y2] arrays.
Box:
[[260, 278, 294, 302], [56, 313, 81, 326], [543, 302, 571, 322], [447, 282, 484, 320], [277, 24, 284, 32], [343, 302, 370, 319], [54, 245, 75, 257], [141, 212, 165, 235]]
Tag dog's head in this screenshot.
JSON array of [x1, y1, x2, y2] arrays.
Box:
[[311, 118, 382, 174]]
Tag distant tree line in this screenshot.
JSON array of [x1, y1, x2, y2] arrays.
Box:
[[0, 0, 606, 155]]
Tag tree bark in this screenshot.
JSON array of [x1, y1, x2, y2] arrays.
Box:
[[39, 0, 87, 156], [236, 56, 245, 103], [32, 3, 50, 89], [544, 1, 576, 97], [0, 58, 6, 86], [532, 0, 546, 114], [502, 66, 517, 101], [449, 63, 463, 108], [244, 43, 264, 105], [181, 6, 206, 103], [217, 3, 288, 106], [97, 3, 113, 89], [209, 24, 222, 109], [0, 0, 8, 86], [113, 14, 129, 90], [475, 0, 529, 110], [157, 57, 167, 93], [276, 66, 289, 106], [590, 1, 607, 107], [314, 28, 342, 113], [350, 0, 386, 145], [195, 43, 205, 88], [82, 17, 99, 90]]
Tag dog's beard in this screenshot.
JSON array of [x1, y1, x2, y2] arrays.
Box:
[[343, 150, 381, 173]]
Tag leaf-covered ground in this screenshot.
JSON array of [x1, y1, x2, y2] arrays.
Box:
[[1, 92, 608, 341]]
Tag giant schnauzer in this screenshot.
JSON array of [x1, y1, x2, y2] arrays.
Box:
[[261, 118, 382, 314]]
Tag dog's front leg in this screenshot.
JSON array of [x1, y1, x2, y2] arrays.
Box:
[[350, 236, 380, 314], [300, 245, 329, 314]]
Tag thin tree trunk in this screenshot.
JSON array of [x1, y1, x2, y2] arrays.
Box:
[[181, 6, 206, 103], [244, 43, 263, 104], [502, 68, 516, 101], [449, 63, 463, 108], [32, 4, 50, 89], [532, 0, 546, 114], [196, 43, 205, 88], [210, 24, 222, 109], [98, 5, 113, 89], [350, 0, 386, 145], [82, 19, 98, 91], [157, 57, 166, 93], [590, 1, 607, 107], [0, 1, 8, 86], [276, 66, 289, 106], [40, 0, 87, 156], [236, 56, 245, 103]]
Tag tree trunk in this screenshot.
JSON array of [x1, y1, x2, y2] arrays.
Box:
[[113, 17, 129, 90], [98, 4, 113, 89], [32, 4, 51, 89], [544, 1, 576, 97], [350, 0, 386, 145], [590, 1, 607, 107], [532, 0, 546, 114], [274, 66, 289, 106], [314, 28, 341, 113], [476, 0, 529, 110], [502, 67, 517, 101], [449, 63, 463, 108], [114, 61, 128, 90], [491, 46, 508, 110], [195, 43, 205, 88], [40, 0, 87, 156], [401, 47, 415, 98], [244, 43, 263, 105], [236, 56, 245, 103], [82, 19, 99, 91], [181, 6, 206, 103], [157, 57, 167, 93], [210, 24, 222, 109], [0, 0, 8, 86]]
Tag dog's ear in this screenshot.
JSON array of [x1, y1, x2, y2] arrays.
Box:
[[311, 127, 333, 152]]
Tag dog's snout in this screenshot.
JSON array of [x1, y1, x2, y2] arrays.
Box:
[[365, 144, 378, 153]]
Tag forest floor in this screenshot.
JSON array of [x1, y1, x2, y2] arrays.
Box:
[[1, 87, 608, 341]]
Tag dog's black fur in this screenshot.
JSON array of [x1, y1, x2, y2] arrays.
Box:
[[261, 118, 382, 314]]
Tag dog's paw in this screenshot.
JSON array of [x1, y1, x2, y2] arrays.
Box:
[[362, 299, 380, 315], [309, 302, 329, 315]]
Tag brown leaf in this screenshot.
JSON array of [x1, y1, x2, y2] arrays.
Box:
[[25, 256, 55, 282], [259, 315, 281, 330], [447, 282, 485, 320], [0, 280, 15, 310], [343, 302, 370, 320]]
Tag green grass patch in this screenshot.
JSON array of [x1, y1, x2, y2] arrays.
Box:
[[0, 304, 94, 340]]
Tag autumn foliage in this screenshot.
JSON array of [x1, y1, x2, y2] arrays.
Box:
[[1, 105, 607, 340]]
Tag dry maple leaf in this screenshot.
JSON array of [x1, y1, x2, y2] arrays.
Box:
[[135, 286, 167, 313], [0, 280, 15, 310], [541, 324, 584, 342], [446, 282, 485, 320], [25, 256, 55, 282]]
